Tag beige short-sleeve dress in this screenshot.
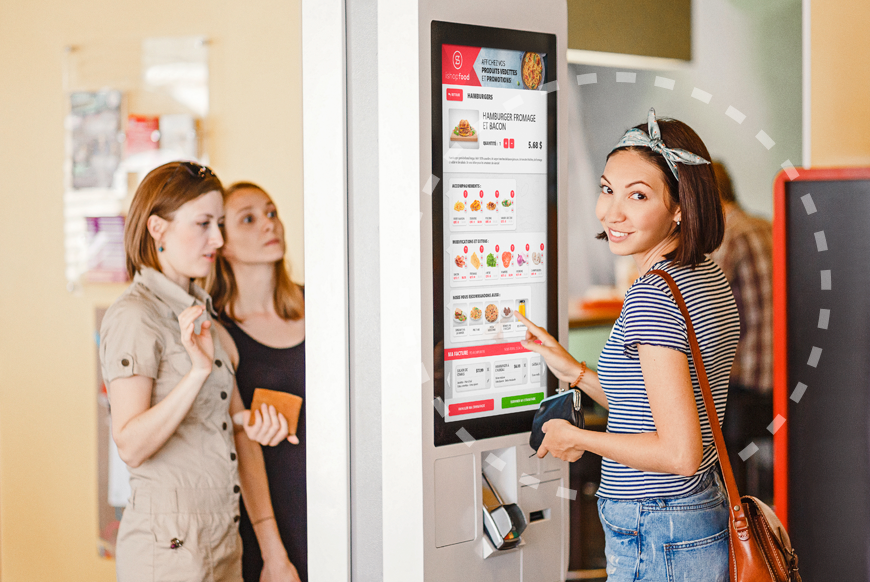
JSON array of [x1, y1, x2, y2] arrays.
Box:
[[100, 268, 242, 582]]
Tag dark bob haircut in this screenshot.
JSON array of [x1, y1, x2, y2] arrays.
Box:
[[598, 116, 724, 269]]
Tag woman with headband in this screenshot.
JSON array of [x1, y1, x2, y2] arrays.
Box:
[[516, 110, 738, 580], [100, 162, 297, 581]]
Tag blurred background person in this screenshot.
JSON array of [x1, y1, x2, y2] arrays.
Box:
[[210, 182, 308, 582], [710, 161, 774, 502]]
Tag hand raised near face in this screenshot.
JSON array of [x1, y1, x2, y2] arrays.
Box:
[[178, 305, 214, 375]]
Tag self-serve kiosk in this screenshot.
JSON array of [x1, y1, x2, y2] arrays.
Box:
[[420, 4, 569, 581]]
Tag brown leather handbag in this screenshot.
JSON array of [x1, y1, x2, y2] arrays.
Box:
[[650, 270, 801, 582]]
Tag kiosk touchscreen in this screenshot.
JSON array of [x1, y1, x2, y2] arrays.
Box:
[[432, 22, 559, 447]]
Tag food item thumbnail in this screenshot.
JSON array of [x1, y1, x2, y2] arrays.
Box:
[[503, 306, 512, 318], [454, 201, 465, 211], [531, 252, 543, 265], [501, 251, 512, 268], [516, 253, 526, 267], [522, 52, 543, 90], [486, 201, 496, 211], [485, 304, 498, 323], [455, 255, 466, 268], [470, 252, 481, 269], [486, 253, 497, 268], [501, 199, 513, 208], [454, 308, 467, 323], [470, 307, 482, 321], [451, 119, 477, 141], [470, 199, 482, 211]]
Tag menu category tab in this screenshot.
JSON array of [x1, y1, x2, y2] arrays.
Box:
[[450, 286, 529, 344], [450, 235, 546, 287], [448, 179, 516, 231]]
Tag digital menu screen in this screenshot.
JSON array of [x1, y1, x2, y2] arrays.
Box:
[[432, 22, 558, 446]]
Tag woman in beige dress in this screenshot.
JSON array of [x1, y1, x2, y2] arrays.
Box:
[[100, 161, 299, 582]]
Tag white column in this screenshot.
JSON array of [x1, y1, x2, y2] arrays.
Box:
[[301, 2, 351, 581], [377, 0, 425, 580]]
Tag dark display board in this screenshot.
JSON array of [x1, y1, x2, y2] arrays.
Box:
[[774, 168, 870, 581], [431, 21, 558, 446]]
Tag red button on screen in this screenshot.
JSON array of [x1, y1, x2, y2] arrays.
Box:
[[448, 399, 495, 416]]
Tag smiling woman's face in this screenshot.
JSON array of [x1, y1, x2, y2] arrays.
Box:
[[221, 187, 286, 267], [596, 150, 681, 269]]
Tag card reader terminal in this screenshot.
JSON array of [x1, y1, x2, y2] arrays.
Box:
[[481, 472, 527, 550]]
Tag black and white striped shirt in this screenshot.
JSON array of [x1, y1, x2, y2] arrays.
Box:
[[596, 257, 740, 499]]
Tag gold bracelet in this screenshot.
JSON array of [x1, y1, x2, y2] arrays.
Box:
[[569, 361, 587, 388], [251, 515, 275, 527]]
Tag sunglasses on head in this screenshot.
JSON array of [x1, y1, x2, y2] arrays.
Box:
[[157, 161, 216, 197], [177, 160, 215, 179]]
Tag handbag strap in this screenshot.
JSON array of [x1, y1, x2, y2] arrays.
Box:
[[648, 269, 750, 535]]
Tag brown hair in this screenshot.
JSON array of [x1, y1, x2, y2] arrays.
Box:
[[124, 161, 224, 279], [712, 160, 736, 204], [209, 182, 305, 322], [598, 116, 724, 268]]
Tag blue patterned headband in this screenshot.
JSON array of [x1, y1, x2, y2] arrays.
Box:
[[611, 108, 710, 181]]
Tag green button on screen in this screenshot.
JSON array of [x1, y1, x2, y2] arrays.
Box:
[[502, 392, 545, 409]]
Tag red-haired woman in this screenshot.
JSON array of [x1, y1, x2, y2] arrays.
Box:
[[517, 110, 738, 580], [209, 182, 307, 582], [100, 162, 296, 581]]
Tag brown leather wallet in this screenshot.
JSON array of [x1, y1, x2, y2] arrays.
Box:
[[247, 388, 303, 436]]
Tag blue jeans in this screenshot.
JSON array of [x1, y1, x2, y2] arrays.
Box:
[[597, 470, 729, 581]]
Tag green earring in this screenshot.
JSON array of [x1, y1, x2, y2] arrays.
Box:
[[158, 244, 164, 252]]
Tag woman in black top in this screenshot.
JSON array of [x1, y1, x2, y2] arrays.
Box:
[[209, 182, 307, 582]]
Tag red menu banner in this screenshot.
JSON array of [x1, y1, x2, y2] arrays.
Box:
[[445, 341, 531, 361]]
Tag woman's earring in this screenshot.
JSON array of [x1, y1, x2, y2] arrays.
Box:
[[676, 220, 681, 226], [158, 244, 164, 252]]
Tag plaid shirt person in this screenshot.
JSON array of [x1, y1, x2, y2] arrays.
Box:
[[711, 205, 774, 394]]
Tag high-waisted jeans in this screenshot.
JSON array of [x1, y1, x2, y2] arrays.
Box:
[[597, 470, 729, 582]]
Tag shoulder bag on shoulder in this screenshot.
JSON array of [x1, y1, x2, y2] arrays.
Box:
[[649, 269, 801, 582]]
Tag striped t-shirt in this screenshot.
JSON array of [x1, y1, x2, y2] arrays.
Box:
[[596, 257, 740, 499]]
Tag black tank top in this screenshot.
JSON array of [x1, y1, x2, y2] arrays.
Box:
[[225, 321, 307, 582]]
